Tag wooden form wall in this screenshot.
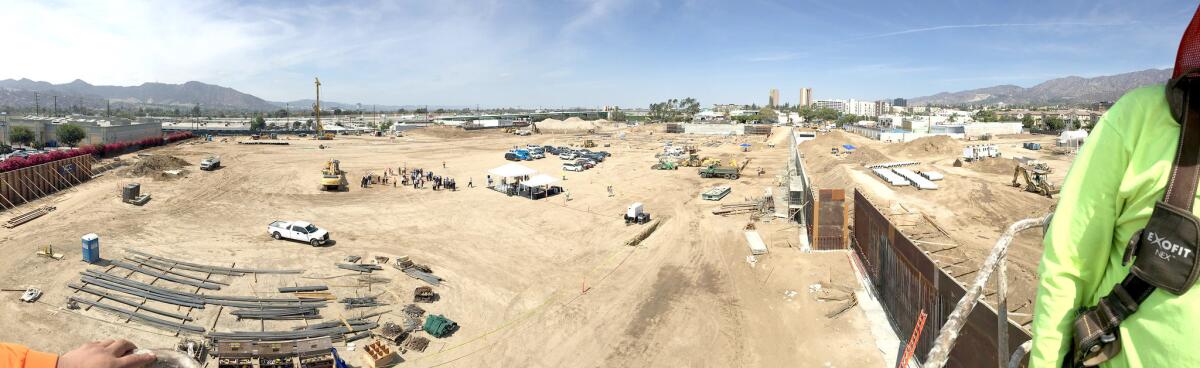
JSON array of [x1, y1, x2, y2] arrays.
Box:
[[0, 155, 96, 211]]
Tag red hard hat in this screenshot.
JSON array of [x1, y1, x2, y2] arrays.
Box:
[[1175, 4, 1200, 78]]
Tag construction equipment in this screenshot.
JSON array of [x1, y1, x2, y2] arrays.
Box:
[[898, 310, 928, 368], [582, 139, 596, 148], [122, 183, 151, 205], [1012, 164, 1059, 198], [423, 314, 458, 338], [624, 203, 651, 225], [313, 78, 334, 140], [413, 286, 436, 303], [10, 288, 41, 302], [698, 164, 740, 179], [319, 159, 348, 192], [651, 159, 678, 170]]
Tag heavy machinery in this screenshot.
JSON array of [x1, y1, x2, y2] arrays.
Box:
[[313, 78, 334, 140], [582, 139, 596, 148], [699, 164, 740, 179], [651, 159, 678, 170], [320, 159, 349, 192], [1012, 164, 1059, 198]]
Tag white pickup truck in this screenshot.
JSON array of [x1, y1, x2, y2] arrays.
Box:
[[268, 220, 330, 246]]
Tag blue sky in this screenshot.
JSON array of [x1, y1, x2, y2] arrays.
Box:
[[0, 0, 1194, 108]]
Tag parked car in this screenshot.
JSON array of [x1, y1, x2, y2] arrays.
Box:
[[559, 152, 577, 160], [268, 220, 330, 246], [504, 152, 521, 161], [543, 145, 558, 155], [562, 162, 585, 172], [584, 153, 604, 162], [596, 151, 611, 157], [576, 159, 595, 169], [529, 150, 545, 159]]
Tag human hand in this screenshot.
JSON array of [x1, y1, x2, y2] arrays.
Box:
[[58, 339, 156, 368]]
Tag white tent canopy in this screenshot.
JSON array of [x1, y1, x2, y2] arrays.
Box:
[[488, 163, 537, 178], [523, 174, 559, 187]]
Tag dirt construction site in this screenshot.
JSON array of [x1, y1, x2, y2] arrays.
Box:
[[0, 126, 892, 367], [798, 130, 1074, 328]]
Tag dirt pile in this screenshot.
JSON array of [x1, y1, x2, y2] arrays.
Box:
[[886, 135, 959, 158], [798, 130, 892, 174], [123, 155, 190, 177], [536, 118, 616, 133], [962, 157, 1017, 176], [414, 126, 497, 139]]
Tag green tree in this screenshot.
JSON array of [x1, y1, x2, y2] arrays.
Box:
[[292, 121, 302, 130], [56, 124, 86, 147], [435, 108, 446, 114], [973, 109, 999, 122], [274, 109, 289, 118], [397, 108, 408, 114], [9, 126, 34, 146], [191, 105, 201, 117], [415, 108, 428, 114], [379, 121, 394, 132], [1043, 116, 1066, 131], [1021, 115, 1036, 129], [250, 116, 266, 131]]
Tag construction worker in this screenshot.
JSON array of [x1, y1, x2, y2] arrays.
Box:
[[1030, 10, 1200, 367], [2, 340, 156, 368]]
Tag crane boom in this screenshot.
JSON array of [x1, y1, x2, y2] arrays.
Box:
[[314, 77, 323, 138]]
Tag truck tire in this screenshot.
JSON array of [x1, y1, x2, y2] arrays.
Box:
[[272, 232, 282, 240], [310, 239, 321, 247]]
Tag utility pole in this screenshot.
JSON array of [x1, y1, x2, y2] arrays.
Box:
[[314, 78, 322, 136], [34, 92, 39, 116], [53, 95, 57, 117], [106, 101, 111, 117]]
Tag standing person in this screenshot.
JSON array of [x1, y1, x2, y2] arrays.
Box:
[[442, 161, 446, 169], [487, 175, 493, 187], [1030, 12, 1200, 367], [468, 177, 474, 188]]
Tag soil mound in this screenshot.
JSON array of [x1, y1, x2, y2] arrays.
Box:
[[961, 157, 1016, 175], [887, 135, 959, 158], [122, 155, 190, 179]]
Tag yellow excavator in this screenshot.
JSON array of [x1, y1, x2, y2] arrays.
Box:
[[313, 78, 334, 140], [1012, 164, 1059, 198], [320, 159, 348, 191]]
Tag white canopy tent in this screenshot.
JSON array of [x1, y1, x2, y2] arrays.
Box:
[[523, 174, 559, 187], [488, 163, 537, 178]]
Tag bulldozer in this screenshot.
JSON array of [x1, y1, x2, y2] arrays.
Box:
[[1012, 164, 1059, 198], [320, 159, 349, 192]]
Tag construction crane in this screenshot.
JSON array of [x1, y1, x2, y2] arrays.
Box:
[[1012, 164, 1059, 198], [314, 78, 333, 140]]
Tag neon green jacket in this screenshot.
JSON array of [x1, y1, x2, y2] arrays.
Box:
[[1030, 85, 1200, 367]]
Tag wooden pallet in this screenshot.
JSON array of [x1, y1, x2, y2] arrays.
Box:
[[4, 206, 55, 228]]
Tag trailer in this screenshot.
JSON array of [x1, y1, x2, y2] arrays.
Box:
[[744, 231, 768, 255], [701, 186, 731, 201]]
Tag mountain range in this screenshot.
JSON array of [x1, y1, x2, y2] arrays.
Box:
[[0, 79, 440, 112], [909, 68, 1173, 106]]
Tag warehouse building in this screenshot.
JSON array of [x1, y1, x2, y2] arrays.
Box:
[[0, 116, 163, 146]]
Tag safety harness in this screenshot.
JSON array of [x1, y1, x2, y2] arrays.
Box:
[[1069, 16, 1200, 364]]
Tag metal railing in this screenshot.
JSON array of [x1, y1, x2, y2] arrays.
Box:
[[924, 216, 1049, 368]]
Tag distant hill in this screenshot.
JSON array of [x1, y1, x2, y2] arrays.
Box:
[[909, 68, 1172, 106], [0, 78, 277, 111], [270, 99, 465, 112]]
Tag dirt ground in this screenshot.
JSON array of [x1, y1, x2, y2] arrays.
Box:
[[799, 130, 1073, 328], [0, 127, 883, 367]]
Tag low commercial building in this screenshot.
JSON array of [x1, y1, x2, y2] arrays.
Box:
[[0, 116, 163, 146]]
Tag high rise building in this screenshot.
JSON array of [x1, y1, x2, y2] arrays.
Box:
[[799, 88, 812, 107], [769, 89, 780, 107], [893, 98, 907, 107]]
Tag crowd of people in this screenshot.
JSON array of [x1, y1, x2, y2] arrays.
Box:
[[358, 166, 462, 192]]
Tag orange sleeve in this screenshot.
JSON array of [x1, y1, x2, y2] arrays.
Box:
[[0, 343, 58, 368]]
